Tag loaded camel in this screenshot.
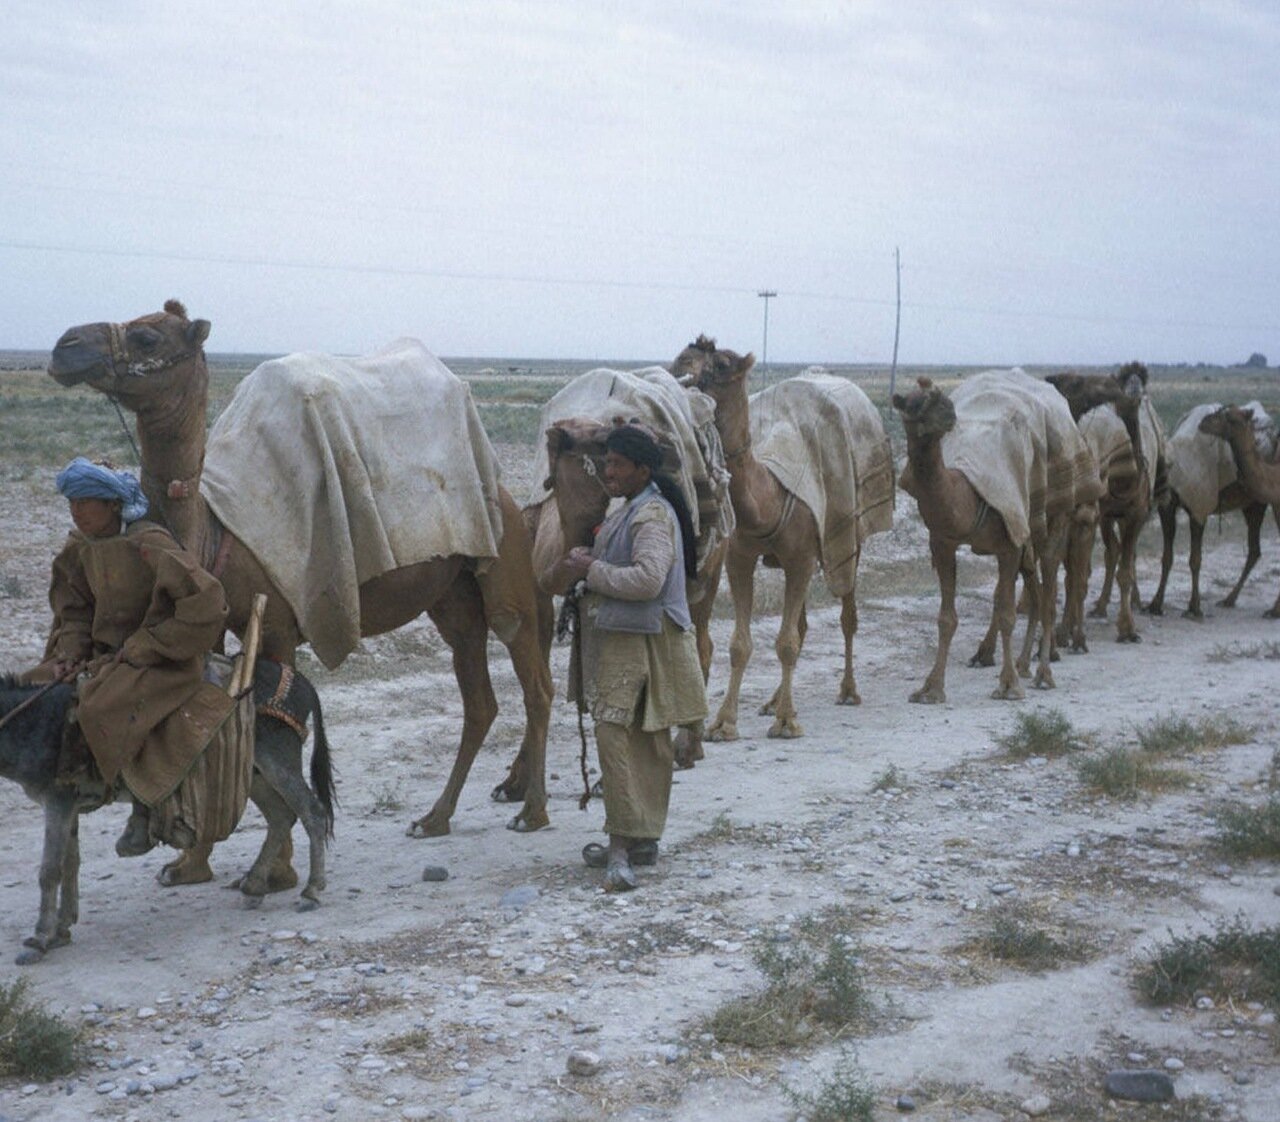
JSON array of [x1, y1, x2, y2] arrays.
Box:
[[672, 336, 894, 739], [1197, 404, 1280, 618], [892, 373, 1100, 701], [0, 662, 333, 963], [48, 302, 553, 893], [1147, 402, 1278, 620], [1085, 361, 1168, 635]]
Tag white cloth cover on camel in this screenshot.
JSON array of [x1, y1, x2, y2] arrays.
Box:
[[527, 366, 736, 573], [1077, 405, 1136, 495], [202, 338, 505, 668], [747, 373, 895, 598], [1167, 401, 1276, 523], [1100, 396, 1166, 506], [909, 369, 1104, 549]]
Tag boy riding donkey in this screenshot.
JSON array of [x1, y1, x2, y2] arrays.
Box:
[[23, 458, 237, 856]]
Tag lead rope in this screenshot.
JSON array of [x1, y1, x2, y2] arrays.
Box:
[[556, 580, 593, 809], [0, 663, 82, 735], [107, 394, 143, 468]]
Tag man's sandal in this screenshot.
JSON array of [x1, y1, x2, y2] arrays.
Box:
[[582, 841, 658, 869]]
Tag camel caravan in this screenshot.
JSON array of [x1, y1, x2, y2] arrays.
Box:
[[3, 300, 1278, 961]]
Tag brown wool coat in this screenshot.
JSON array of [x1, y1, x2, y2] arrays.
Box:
[[35, 521, 232, 805]]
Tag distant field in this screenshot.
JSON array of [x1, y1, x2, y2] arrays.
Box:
[[1, 351, 1276, 476]]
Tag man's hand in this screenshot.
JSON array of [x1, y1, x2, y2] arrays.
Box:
[[562, 546, 594, 580]]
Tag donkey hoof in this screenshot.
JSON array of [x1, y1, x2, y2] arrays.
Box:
[[295, 896, 320, 913], [16, 945, 46, 966], [241, 893, 264, 911]]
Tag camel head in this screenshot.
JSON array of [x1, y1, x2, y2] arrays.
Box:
[[1114, 360, 1148, 398], [48, 299, 211, 407], [1044, 372, 1125, 421], [671, 335, 755, 395], [1199, 404, 1255, 443], [544, 418, 614, 549], [892, 377, 955, 437]]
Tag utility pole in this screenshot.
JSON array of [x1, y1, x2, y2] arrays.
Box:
[[889, 247, 901, 399], [757, 289, 777, 374]]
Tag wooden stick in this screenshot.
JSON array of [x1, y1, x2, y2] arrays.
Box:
[[228, 593, 268, 695]]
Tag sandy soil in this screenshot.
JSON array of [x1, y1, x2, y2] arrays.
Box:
[[1, 448, 1278, 1122]]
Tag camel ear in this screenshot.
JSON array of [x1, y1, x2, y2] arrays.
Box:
[[186, 319, 211, 347], [738, 352, 756, 376]]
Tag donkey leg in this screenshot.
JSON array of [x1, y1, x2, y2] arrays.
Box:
[[19, 796, 77, 963], [254, 736, 328, 908], [232, 773, 299, 902]]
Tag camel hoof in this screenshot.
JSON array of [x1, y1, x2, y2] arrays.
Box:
[[673, 751, 697, 771], [1087, 606, 1107, 620], [507, 807, 550, 833], [1181, 608, 1204, 621], [408, 815, 449, 839], [1117, 632, 1142, 644], [706, 723, 739, 743], [967, 652, 995, 668], [1015, 662, 1031, 679], [157, 857, 214, 887], [1033, 673, 1056, 690], [835, 686, 862, 706], [767, 719, 803, 739], [489, 780, 525, 804], [1145, 602, 1164, 616], [991, 684, 1026, 701], [757, 701, 777, 716], [909, 687, 945, 704]]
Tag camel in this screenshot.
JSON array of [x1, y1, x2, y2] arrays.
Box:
[[48, 302, 553, 891], [1197, 404, 1280, 618], [1044, 372, 1140, 652], [672, 336, 894, 739], [1082, 362, 1167, 641], [1147, 402, 1279, 620], [893, 372, 1098, 702], [0, 661, 333, 964]]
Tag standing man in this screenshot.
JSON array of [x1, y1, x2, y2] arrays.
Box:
[[560, 424, 707, 891]]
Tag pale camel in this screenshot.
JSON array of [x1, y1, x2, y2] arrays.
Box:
[[1084, 362, 1165, 641], [671, 337, 871, 739], [1197, 405, 1280, 618], [48, 302, 553, 892], [1147, 404, 1278, 620]]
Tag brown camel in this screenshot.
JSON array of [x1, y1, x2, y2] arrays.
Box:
[[1083, 362, 1167, 641], [893, 378, 1043, 701], [1197, 404, 1280, 618], [48, 302, 554, 891], [1147, 403, 1278, 620], [672, 337, 890, 739]]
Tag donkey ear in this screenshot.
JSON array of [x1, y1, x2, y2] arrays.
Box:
[[186, 319, 211, 347], [546, 426, 573, 455]]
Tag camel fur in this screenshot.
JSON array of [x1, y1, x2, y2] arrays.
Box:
[[48, 303, 553, 889], [672, 336, 894, 739]]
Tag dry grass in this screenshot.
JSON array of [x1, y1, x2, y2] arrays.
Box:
[[1075, 746, 1192, 799], [998, 708, 1087, 759], [957, 902, 1096, 971], [1213, 797, 1280, 859], [1136, 712, 1253, 754], [1135, 918, 1280, 1010]]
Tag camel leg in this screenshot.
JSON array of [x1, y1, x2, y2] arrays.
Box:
[[1059, 514, 1094, 652], [708, 548, 757, 742], [762, 602, 807, 715], [1015, 555, 1041, 678], [1033, 539, 1059, 689], [969, 604, 999, 669], [1219, 504, 1264, 609], [1182, 516, 1206, 619], [499, 609, 552, 832], [992, 547, 1026, 700], [912, 537, 957, 704], [1146, 501, 1177, 616], [835, 585, 861, 705], [1267, 506, 1280, 618], [408, 584, 500, 837], [491, 586, 556, 803], [675, 546, 724, 768], [19, 794, 78, 963], [1115, 514, 1142, 642], [765, 556, 815, 738], [1089, 518, 1118, 618]]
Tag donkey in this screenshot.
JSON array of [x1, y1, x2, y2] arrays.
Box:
[[0, 661, 335, 964]]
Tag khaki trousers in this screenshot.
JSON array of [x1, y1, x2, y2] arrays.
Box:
[[595, 719, 673, 840]]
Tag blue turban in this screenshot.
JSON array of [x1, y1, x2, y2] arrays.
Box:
[[56, 458, 149, 524]]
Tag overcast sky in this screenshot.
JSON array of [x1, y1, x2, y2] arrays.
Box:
[[2, 1, 1277, 365]]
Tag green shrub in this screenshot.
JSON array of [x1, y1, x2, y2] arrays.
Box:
[[1213, 797, 1280, 859], [998, 709, 1084, 759], [0, 979, 81, 1080]]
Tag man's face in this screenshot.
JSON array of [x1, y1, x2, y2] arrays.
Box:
[[69, 497, 121, 538], [603, 451, 650, 499]]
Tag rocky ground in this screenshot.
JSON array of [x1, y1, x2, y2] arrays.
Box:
[[1, 444, 1278, 1122]]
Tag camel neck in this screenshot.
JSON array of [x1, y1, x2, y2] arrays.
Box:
[[904, 426, 976, 540], [707, 383, 782, 535], [1227, 427, 1279, 503], [132, 359, 213, 554]]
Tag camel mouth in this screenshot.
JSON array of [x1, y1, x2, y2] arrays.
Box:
[[47, 323, 118, 389]]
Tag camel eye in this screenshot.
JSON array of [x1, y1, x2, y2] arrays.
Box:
[[129, 328, 162, 350]]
